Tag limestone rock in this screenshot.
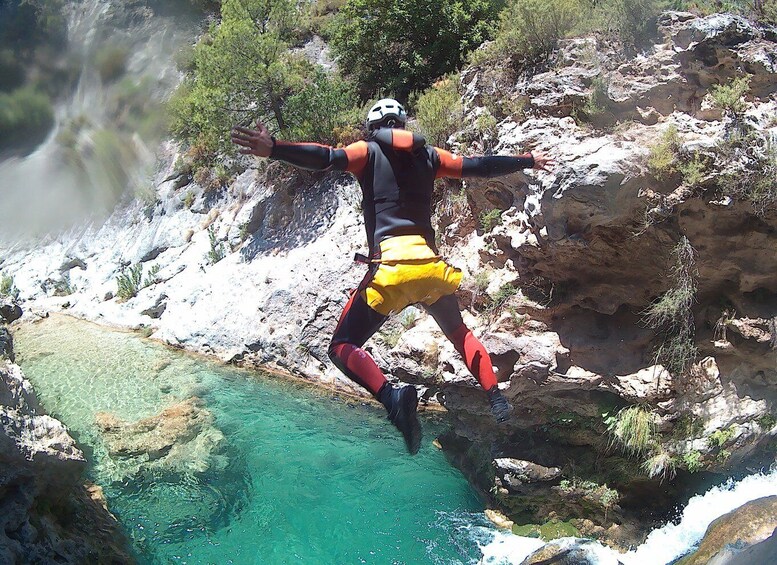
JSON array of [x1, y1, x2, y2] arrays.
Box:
[[1, 362, 131, 563], [0, 328, 13, 361], [678, 496, 777, 564], [493, 458, 562, 493], [0, 298, 22, 323], [520, 537, 623, 565], [96, 396, 226, 478]]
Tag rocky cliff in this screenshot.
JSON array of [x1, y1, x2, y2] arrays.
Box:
[[0, 339, 132, 563], [1, 10, 776, 546]]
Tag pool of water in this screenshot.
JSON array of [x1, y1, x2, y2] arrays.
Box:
[[14, 315, 492, 564]]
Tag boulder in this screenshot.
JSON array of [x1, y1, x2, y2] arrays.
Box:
[[0, 299, 22, 324], [678, 496, 777, 564], [520, 537, 623, 565]]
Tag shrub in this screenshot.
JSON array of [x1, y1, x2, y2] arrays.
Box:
[[679, 153, 708, 188], [710, 75, 751, 118], [725, 134, 777, 216], [207, 226, 226, 264], [479, 208, 503, 232], [283, 68, 362, 145], [53, 273, 75, 296], [481, 0, 580, 68], [641, 448, 677, 481], [331, 0, 504, 99], [643, 237, 698, 374], [413, 76, 463, 148], [709, 425, 737, 448], [647, 125, 681, 181], [0, 86, 54, 151], [0, 273, 19, 299], [168, 0, 305, 157], [612, 0, 661, 48], [95, 44, 129, 83], [143, 264, 161, 288], [682, 450, 703, 473], [117, 264, 143, 300], [609, 405, 656, 454], [757, 413, 776, 430], [578, 74, 610, 122]]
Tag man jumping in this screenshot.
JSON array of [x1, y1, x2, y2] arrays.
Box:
[[231, 98, 553, 454]]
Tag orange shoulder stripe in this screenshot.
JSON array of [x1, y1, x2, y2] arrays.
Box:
[[344, 141, 368, 175], [391, 129, 415, 151], [435, 147, 463, 179]]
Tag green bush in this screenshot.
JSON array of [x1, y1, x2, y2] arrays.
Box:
[[117, 264, 143, 300], [0, 273, 19, 299], [682, 449, 703, 472], [710, 75, 751, 118], [330, 0, 504, 99], [479, 208, 503, 231], [479, 0, 580, 68], [95, 44, 129, 83], [641, 448, 677, 481], [283, 68, 362, 144], [612, 0, 662, 48], [168, 0, 305, 157], [0, 86, 54, 150], [647, 125, 681, 181], [207, 226, 226, 264], [413, 76, 463, 148], [484, 283, 518, 314], [609, 405, 656, 454]]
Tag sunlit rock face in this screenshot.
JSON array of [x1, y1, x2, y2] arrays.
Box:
[[1, 359, 132, 563]]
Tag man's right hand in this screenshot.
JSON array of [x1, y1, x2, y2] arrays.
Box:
[[231, 120, 274, 157], [531, 150, 555, 172]]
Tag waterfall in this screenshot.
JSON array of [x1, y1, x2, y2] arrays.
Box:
[[478, 468, 777, 564]]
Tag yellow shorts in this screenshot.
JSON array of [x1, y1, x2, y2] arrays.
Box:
[[363, 235, 463, 316]]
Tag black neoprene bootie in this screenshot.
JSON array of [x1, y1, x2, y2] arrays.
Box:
[[487, 386, 513, 424], [378, 383, 422, 455]]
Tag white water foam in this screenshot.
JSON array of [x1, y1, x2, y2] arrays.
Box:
[[477, 468, 777, 565]]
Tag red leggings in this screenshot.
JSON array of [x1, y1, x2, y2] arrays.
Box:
[[328, 292, 497, 396]]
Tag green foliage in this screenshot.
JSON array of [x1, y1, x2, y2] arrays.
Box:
[[95, 44, 129, 83], [143, 264, 161, 288], [471, 269, 491, 295], [283, 68, 362, 144], [578, 75, 610, 122], [413, 76, 463, 148], [757, 413, 776, 430], [710, 75, 751, 118], [0, 86, 54, 151], [609, 405, 656, 455], [674, 412, 704, 439], [478, 0, 579, 68], [0, 273, 19, 299], [611, 0, 662, 48], [709, 425, 737, 448], [0, 0, 67, 50], [116, 264, 143, 300], [484, 283, 518, 314], [724, 133, 777, 216], [53, 273, 75, 296], [331, 0, 504, 99], [641, 448, 677, 481], [169, 0, 305, 157], [182, 191, 196, 209], [399, 307, 419, 329], [643, 237, 698, 374], [479, 208, 503, 232], [679, 153, 708, 188], [207, 226, 226, 264], [682, 449, 703, 473], [647, 125, 681, 181]]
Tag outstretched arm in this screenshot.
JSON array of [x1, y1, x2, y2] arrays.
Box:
[[435, 148, 554, 179], [231, 121, 367, 174]]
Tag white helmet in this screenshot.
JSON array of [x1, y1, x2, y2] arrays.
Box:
[[366, 98, 407, 130]]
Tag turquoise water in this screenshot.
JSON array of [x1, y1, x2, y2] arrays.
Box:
[[14, 316, 491, 565]]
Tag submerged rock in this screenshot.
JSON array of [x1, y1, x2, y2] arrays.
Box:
[[96, 396, 226, 479]]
